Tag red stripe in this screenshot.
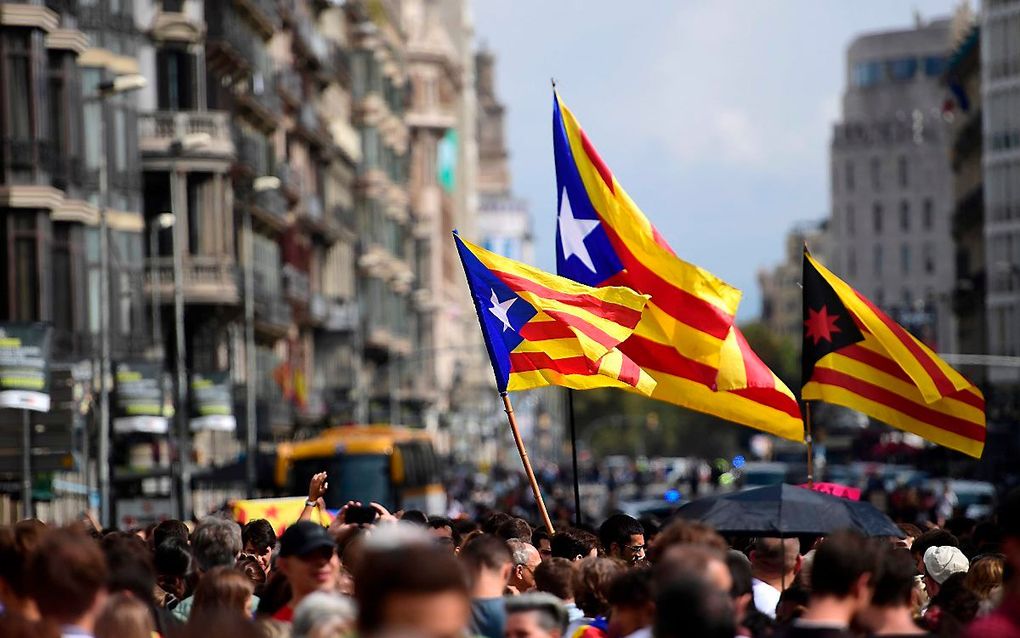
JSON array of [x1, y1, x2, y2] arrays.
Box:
[[838, 345, 985, 411], [618, 356, 642, 388], [600, 223, 733, 340], [509, 352, 594, 376], [518, 320, 575, 341], [545, 310, 622, 350], [578, 127, 615, 194], [809, 368, 986, 442], [619, 334, 719, 387], [852, 291, 957, 397], [728, 387, 803, 420], [652, 226, 677, 257], [492, 270, 642, 329], [732, 327, 776, 389]]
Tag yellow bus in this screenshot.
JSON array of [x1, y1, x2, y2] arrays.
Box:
[[274, 425, 447, 515]]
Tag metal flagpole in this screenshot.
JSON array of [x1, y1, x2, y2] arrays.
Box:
[[804, 402, 814, 487], [566, 389, 581, 526], [501, 391, 555, 534]]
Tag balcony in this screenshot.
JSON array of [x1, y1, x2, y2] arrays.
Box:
[[292, 13, 332, 73], [276, 68, 302, 107], [295, 103, 331, 148], [138, 111, 234, 160], [276, 163, 304, 203], [234, 0, 278, 38], [250, 187, 289, 230], [253, 275, 291, 338], [283, 264, 310, 305], [145, 256, 240, 305]]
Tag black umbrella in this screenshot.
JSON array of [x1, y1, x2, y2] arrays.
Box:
[[674, 483, 902, 537]]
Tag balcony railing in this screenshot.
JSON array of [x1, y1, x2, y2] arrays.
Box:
[[276, 163, 304, 200], [145, 256, 239, 305], [253, 275, 291, 331], [138, 111, 234, 157], [283, 264, 310, 304], [275, 68, 302, 105], [46, 0, 78, 17]]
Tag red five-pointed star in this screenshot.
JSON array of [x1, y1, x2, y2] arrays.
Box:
[[805, 306, 842, 345]]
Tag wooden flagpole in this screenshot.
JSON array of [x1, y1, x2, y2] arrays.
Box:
[[501, 391, 555, 534], [805, 402, 815, 487]]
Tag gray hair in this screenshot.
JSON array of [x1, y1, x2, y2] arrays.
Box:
[[506, 539, 539, 567], [191, 517, 242, 572], [292, 592, 357, 638], [506, 592, 569, 634]]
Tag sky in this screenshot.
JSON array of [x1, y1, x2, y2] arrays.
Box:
[[472, 0, 960, 321]]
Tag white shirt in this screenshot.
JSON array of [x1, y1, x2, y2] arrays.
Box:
[[751, 578, 781, 619]]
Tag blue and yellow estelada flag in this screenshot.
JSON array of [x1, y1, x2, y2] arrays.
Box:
[[455, 232, 655, 395]]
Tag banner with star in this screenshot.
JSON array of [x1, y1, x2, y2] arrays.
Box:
[[454, 232, 656, 396], [802, 248, 985, 458], [552, 91, 803, 441]]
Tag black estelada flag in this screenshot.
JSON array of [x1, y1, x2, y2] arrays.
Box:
[[801, 246, 864, 387]]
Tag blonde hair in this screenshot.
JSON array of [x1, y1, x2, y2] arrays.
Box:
[[95, 592, 154, 638], [965, 555, 1005, 600]]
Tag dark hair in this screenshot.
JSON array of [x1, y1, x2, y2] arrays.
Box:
[[929, 572, 980, 634], [100, 532, 157, 603], [497, 517, 533, 542], [400, 510, 429, 526], [726, 550, 753, 599], [254, 570, 291, 618], [460, 533, 512, 575], [654, 575, 735, 638], [811, 530, 879, 597], [154, 536, 191, 578], [647, 520, 727, 563], [599, 514, 644, 552], [551, 527, 599, 560], [532, 526, 551, 548], [898, 523, 923, 540], [480, 511, 513, 535], [28, 528, 108, 624], [428, 516, 462, 547], [454, 519, 480, 538], [152, 519, 189, 549], [535, 557, 575, 600], [0, 519, 46, 598], [241, 519, 276, 554], [912, 529, 959, 561], [191, 566, 254, 618], [572, 557, 624, 617], [607, 566, 653, 607], [871, 547, 917, 607], [751, 537, 800, 574], [355, 545, 468, 634]]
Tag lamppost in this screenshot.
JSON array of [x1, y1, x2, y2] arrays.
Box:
[[94, 73, 146, 530], [149, 212, 176, 351], [245, 175, 281, 498]]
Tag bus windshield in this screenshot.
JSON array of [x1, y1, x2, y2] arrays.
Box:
[[293, 454, 392, 510]]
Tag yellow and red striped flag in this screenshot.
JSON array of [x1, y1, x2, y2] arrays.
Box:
[[552, 92, 803, 441], [455, 233, 656, 396], [801, 248, 985, 458]]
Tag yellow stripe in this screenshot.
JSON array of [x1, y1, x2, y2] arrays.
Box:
[[513, 338, 587, 358], [508, 369, 636, 393], [634, 368, 657, 396], [802, 383, 984, 458], [715, 328, 748, 391], [557, 96, 742, 317], [513, 290, 638, 343], [806, 252, 972, 401], [597, 348, 624, 379], [635, 303, 725, 369]]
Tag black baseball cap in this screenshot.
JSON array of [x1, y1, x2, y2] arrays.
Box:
[[279, 521, 336, 557]]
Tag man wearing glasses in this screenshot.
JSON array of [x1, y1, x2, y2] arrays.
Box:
[[508, 539, 543, 593], [599, 514, 647, 564]]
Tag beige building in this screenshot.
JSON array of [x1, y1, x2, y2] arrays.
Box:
[[758, 220, 830, 343]]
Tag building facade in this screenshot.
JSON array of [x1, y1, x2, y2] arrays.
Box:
[[758, 220, 830, 343], [829, 17, 956, 351]]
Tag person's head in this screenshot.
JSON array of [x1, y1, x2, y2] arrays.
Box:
[[533, 527, 553, 561], [775, 585, 810, 624], [100, 532, 156, 604], [725, 550, 754, 630], [654, 544, 732, 595], [749, 537, 801, 585], [550, 528, 599, 561], [646, 519, 727, 563], [242, 519, 277, 573], [534, 557, 575, 602], [292, 591, 357, 638], [856, 547, 917, 632], [236, 553, 268, 593], [896, 523, 922, 550], [153, 536, 190, 603], [427, 516, 462, 553], [460, 534, 513, 597], [400, 510, 429, 526], [28, 528, 108, 628], [191, 566, 256, 619], [654, 574, 735, 638], [599, 514, 646, 564], [964, 554, 1005, 601], [507, 539, 543, 593], [192, 517, 244, 574], [152, 519, 189, 549], [95, 591, 154, 638], [498, 517, 534, 543], [0, 519, 46, 617], [910, 528, 958, 573], [929, 572, 980, 633], [810, 530, 880, 616], [481, 511, 514, 535], [355, 543, 470, 638], [505, 592, 569, 638], [277, 521, 340, 601], [606, 567, 654, 638], [922, 545, 969, 598], [572, 556, 624, 618]]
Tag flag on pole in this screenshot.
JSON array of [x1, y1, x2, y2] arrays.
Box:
[[552, 92, 803, 441], [455, 232, 656, 396], [801, 248, 985, 458]]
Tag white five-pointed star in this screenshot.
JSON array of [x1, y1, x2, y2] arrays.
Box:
[[488, 289, 516, 332], [558, 188, 600, 273]]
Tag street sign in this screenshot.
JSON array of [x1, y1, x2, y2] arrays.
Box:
[[0, 323, 53, 412], [190, 371, 236, 431], [113, 361, 169, 433]]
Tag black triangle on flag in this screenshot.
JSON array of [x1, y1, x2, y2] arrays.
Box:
[[801, 246, 865, 388]]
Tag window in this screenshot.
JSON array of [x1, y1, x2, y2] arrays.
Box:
[[899, 201, 910, 231], [901, 243, 911, 275], [870, 157, 881, 191], [873, 203, 883, 233], [922, 199, 933, 230], [846, 204, 855, 236], [5, 31, 32, 141], [923, 242, 935, 274], [887, 57, 918, 81], [4, 213, 41, 321], [82, 68, 103, 171], [845, 160, 855, 191], [51, 223, 76, 334], [156, 48, 196, 110], [924, 56, 946, 77], [873, 244, 883, 276], [853, 61, 883, 87], [898, 155, 908, 187]]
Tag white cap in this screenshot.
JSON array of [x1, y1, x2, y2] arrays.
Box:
[[923, 545, 969, 585]]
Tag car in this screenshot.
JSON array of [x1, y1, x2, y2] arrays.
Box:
[[739, 462, 789, 488], [616, 492, 686, 522]]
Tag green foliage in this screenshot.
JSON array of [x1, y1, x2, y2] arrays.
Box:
[[738, 321, 800, 389]]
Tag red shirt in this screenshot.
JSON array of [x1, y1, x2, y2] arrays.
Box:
[[965, 594, 1020, 638], [271, 605, 294, 623]]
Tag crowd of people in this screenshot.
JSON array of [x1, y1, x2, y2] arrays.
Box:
[[2, 476, 1020, 638]]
